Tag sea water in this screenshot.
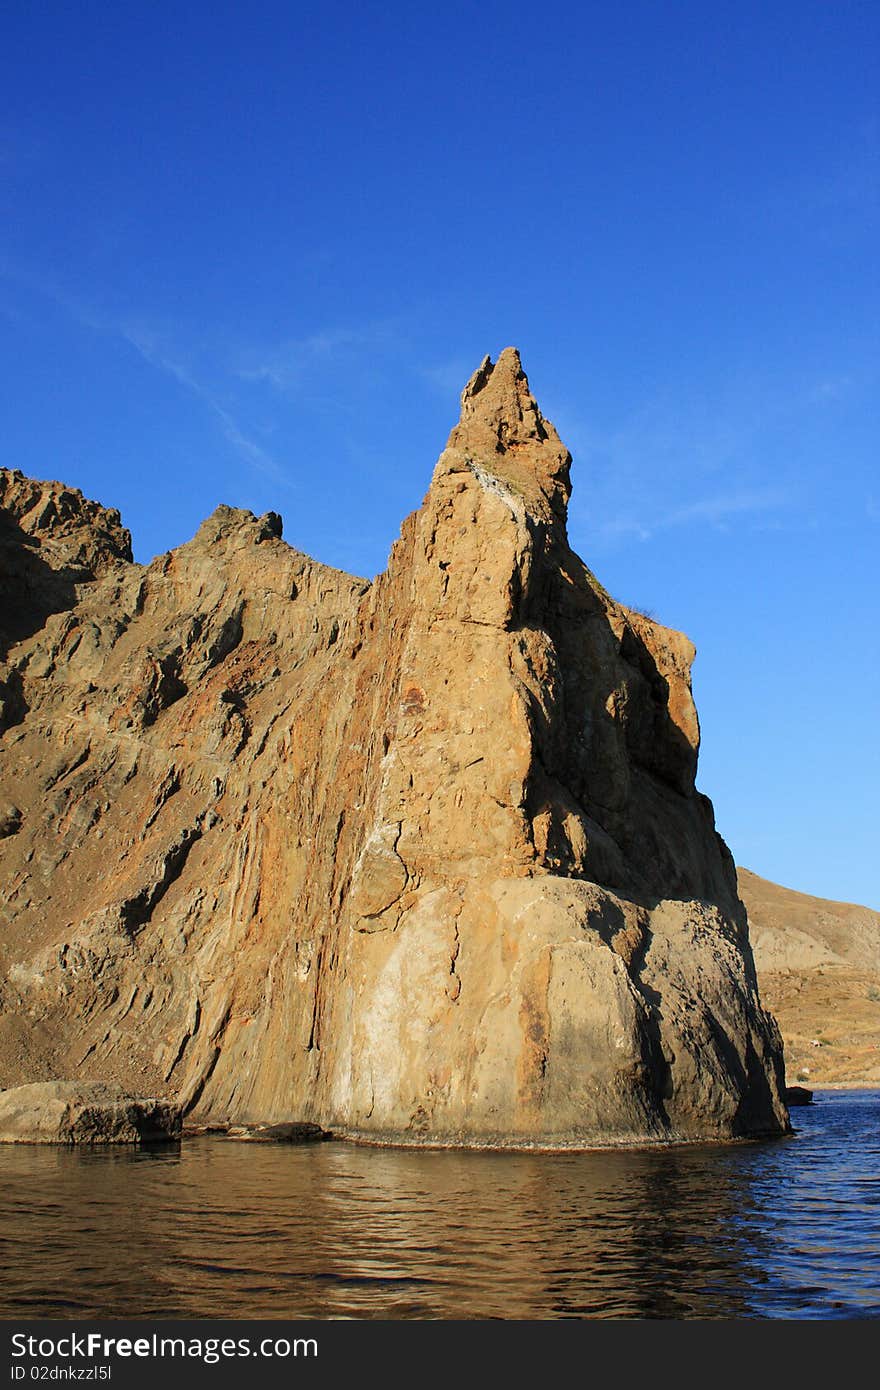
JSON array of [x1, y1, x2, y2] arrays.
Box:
[[1, 1089, 877, 1319]]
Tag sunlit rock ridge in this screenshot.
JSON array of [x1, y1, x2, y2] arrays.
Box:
[[0, 349, 789, 1146]]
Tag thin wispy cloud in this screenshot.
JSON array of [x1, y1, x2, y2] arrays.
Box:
[[419, 357, 475, 397], [549, 394, 769, 547], [546, 355, 880, 552], [0, 256, 287, 483], [120, 324, 287, 483], [597, 487, 791, 543], [0, 254, 106, 333], [813, 376, 855, 403], [808, 361, 879, 407], [237, 321, 402, 393]]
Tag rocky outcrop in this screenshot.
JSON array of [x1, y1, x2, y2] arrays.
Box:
[[0, 471, 131, 667], [0, 1080, 181, 1143], [783, 1085, 814, 1106], [0, 351, 789, 1146], [741, 867, 880, 1087], [204, 1121, 331, 1143]]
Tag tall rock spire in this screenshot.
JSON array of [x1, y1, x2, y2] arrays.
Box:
[[438, 348, 572, 524], [0, 354, 789, 1148]]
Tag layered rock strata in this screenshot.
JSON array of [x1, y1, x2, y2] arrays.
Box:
[[0, 350, 789, 1146]]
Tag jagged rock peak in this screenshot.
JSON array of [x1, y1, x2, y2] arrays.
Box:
[[190, 505, 285, 553], [441, 348, 572, 523], [0, 466, 133, 574]]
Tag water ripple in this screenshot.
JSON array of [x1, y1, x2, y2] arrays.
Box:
[[0, 1090, 878, 1318]]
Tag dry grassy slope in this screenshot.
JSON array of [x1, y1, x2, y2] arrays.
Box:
[[740, 867, 880, 1086]]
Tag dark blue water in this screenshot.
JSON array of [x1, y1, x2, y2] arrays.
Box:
[[0, 1090, 877, 1319]]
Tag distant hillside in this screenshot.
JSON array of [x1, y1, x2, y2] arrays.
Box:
[[741, 867, 880, 1087]]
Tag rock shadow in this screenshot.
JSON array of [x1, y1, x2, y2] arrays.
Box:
[[0, 511, 80, 660], [516, 530, 739, 909]]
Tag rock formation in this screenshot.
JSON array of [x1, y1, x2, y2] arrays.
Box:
[[0, 1080, 181, 1144], [0, 349, 789, 1146], [741, 867, 880, 1087]]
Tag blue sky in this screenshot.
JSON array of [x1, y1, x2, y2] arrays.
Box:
[[2, 2, 878, 907]]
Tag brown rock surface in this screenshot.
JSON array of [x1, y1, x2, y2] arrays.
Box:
[[0, 350, 789, 1146], [741, 867, 880, 1087], [0, 1080, 181, 1143]]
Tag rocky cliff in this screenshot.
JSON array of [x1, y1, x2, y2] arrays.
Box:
[[0, 349, 789, 1146], [741, 867, 880, 1087]]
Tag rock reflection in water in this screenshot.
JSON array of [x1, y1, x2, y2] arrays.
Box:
[[1, 1092, 878, 1319]]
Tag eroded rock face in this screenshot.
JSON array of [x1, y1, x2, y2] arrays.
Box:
[[0, 351, 789, 1145], [0, 1080, 181, 1143]]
